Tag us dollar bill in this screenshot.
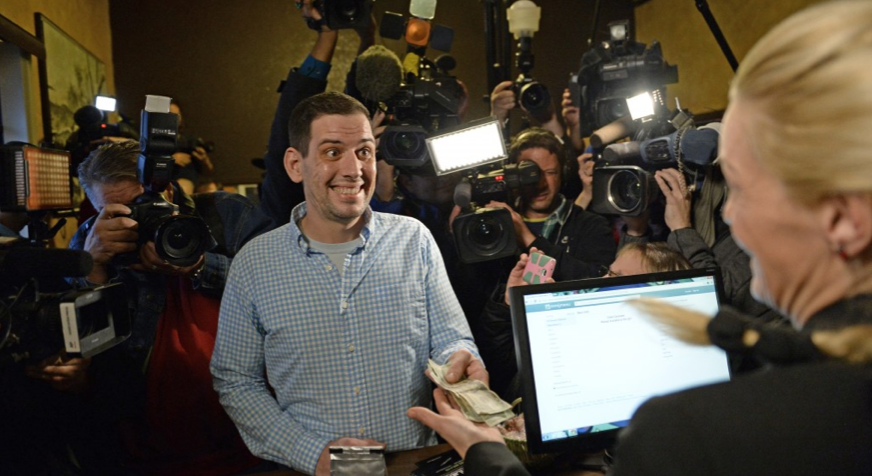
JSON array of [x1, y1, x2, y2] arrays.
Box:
[[427, 359, 515, 427]]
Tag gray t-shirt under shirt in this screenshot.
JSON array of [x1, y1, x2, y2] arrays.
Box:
[[307, 236, 363, 277]]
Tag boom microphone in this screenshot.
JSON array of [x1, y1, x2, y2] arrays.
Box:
[[453, 181, 472, 209], [590, 115, 636, 149], [356, 45, 404, 103]]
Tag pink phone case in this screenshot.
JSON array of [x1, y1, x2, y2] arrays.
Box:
[[522, 252, 557, 284]]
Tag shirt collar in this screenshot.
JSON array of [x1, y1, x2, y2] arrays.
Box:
[[289, 202, 374, 253], [550, 195, 571, 226]]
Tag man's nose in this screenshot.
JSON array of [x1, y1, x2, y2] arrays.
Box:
[[338, 151, 363, 178]]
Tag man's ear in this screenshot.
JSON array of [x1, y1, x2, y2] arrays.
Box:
[[817, 193, 872, 259], [284, 147, 304, 184]]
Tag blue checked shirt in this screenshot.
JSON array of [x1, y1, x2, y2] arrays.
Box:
[[211, 203, 479, 475]]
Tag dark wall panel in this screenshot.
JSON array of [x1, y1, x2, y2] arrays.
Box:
[[111, 0, 632, 185]]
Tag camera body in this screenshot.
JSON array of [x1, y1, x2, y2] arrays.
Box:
[[113, 96, 214, 267], [452, 161, 541, 263], [113, 193, 213, 267], [313, 0, 373, 30], [589, 126, 720, 216], [379, 56, 463, 171], [175, 133, 215, 155], [569, 20, 678, 137]]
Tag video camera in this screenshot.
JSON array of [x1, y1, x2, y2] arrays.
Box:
[[0, 138, 130, 365], [0, 241, 130, 366], [452, 160, 540, 263], [66, 101, 138, 173], [113, 96, 213, 267], [569, 20, 678, 138], [413, 116, 541, 263], [589, 118, 720, 217], [378, 55, 464, 172]]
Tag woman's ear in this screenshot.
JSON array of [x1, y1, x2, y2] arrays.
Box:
[[284, 147, 304, 183], [818, 193, 872, 259]]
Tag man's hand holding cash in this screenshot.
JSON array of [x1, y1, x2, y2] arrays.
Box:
[[407, 356, 508, 459], [426, 359, 514, 427]]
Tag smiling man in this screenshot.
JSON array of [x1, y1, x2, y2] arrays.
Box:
[[210, 92, 484, 476], [487, 127, 616, 281]]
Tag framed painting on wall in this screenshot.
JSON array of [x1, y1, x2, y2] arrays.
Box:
[[34, 13, 108, 147]]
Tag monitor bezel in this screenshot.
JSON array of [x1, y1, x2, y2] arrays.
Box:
[[509, 266, 727, 455]]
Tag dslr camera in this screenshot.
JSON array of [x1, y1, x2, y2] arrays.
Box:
[[379, 55, 464, 172], [175, 133, 215, 155], [310, 0, 373, 31], [513, 36, 550, 117], [113, 96, 213, 267]]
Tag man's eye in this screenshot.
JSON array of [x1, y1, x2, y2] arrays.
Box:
[[325, 149, 340, 158], [358, 148, 373, 159]]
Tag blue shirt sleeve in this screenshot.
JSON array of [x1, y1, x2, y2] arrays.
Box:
[[298, 54, 332, 81]]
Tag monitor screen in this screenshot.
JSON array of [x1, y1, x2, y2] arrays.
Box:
[[509, 267, 731, 454]]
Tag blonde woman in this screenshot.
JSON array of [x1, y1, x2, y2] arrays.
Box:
[[408, 2, 872, 474]]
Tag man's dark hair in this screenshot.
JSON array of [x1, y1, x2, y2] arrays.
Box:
[[507, 127, 566, 173], [287, 91, 370, 157], [77, 140, 139, 203]]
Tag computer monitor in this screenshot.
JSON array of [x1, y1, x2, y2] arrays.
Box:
[[509, 267, 731, 454]]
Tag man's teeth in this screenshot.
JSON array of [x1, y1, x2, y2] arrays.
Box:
[[334, 186, 359, 194]]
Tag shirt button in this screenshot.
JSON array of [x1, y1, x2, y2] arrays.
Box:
[[354, 386, 361, 395], [325, 265, 333, 271], [348, 345, 355, 353], [359, 428, 365, 436], [341, 301, 348, 310]]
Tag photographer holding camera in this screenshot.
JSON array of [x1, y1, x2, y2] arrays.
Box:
[[618, 163, 783, 326], [260, 0, 377, 226], [485, 127, 616, 281], [66, 140, 274, 474], [170, 100, 215, 196]]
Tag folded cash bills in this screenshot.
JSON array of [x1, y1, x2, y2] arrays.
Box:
[[427, 359, 516, 427]]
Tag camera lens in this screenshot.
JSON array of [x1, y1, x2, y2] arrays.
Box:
[[394, 132, 418, 153], [520, 82, 551, 114], [467, 214, 511, 254], [155, 216, 211, 267], [336, 0, 362, 21], [597, 98, 630, 127], [607, 169, 643, 214], [385, 130, 427, 160]]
